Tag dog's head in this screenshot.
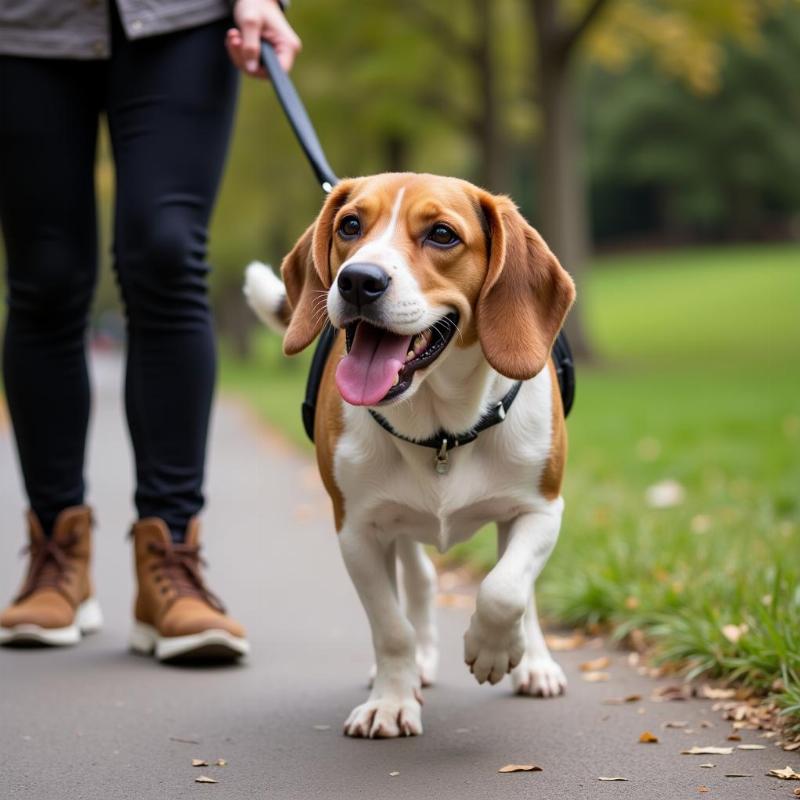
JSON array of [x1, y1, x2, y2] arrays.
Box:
[[280, 173, 575, 407]]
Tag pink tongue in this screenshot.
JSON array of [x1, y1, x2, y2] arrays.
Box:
[[336, 323, 413, 406]]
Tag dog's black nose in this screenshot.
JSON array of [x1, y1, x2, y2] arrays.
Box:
[[337, 263, 390, 307]]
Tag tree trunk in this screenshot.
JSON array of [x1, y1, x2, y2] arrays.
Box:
[[217, 282, 255, 359], [531, 0, 600, 362], [472, 0, 505, 192], [384, 132, 409, 173]]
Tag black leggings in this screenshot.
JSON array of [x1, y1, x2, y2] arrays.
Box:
[[0, 9, 238, 539]]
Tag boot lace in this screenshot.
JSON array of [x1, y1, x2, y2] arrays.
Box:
[[16, 534, 79, 602], [147, 541, 226, 614]]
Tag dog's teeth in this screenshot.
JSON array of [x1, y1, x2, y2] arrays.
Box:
[[407, 351, 415, 361], [392, 374, 400, 386]]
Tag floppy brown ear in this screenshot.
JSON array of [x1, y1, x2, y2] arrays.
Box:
[[476, 195, 576, 380], [281, 180, 356, 355]]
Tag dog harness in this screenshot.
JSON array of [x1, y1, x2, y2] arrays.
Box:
[[301, 327, 575, 473]]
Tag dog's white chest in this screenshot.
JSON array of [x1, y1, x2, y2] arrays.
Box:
[[334, 373, 554, 552]]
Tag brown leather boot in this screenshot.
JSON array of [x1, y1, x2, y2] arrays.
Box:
[[0, 506, 102, 646], [129, 517, 249, 662]]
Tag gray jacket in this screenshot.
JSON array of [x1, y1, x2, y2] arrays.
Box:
[[0, 1, 234, 59]]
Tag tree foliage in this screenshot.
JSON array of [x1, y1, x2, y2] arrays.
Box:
[[202, 0, 799, 346]]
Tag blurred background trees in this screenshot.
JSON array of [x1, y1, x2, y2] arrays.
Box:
[[23, 0, 795, 357], [206, 0, 799, 357]]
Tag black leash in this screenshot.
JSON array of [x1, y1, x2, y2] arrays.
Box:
[[258, 39, 574, 452], [260, 41, 338, 192]]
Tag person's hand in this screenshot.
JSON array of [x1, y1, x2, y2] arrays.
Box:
[[226, 0, 302, 78]]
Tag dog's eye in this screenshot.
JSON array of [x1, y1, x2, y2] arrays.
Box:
[[426, 224, 460, 248], [338, 215, 361, 240]]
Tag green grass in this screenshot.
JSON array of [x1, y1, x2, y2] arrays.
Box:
[[221, 243, 800, 734]]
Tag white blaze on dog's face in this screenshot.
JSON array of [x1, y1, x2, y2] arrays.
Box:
[[280, 173, 575, 408]]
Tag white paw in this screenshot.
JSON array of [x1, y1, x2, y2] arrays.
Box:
[[511, 654, 567, 697], [464, 614, 526, 685], [344, 695, 423, 738]]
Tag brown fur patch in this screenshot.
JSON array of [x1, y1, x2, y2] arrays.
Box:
[[476, 195, 576, 380], [277, 295, 293, 328], [315, 331, 347, 531], [539, 358, 567, 500]]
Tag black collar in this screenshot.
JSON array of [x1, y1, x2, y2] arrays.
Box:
[[368, 381, 523, 474]]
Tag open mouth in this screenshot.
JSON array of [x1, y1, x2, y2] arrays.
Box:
[[335, 313, 459, 406]]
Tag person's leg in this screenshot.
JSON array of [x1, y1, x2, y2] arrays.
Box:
[[105, 11, 238, 542], [0, 56, 101, 535], [0, 57, 104, 646], [106, 14, 246, 662]]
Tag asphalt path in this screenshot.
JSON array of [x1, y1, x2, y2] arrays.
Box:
[[0, 352, 795, 799]]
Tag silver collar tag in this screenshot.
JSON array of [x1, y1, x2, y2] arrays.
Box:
[[435, 439, 450, 474]]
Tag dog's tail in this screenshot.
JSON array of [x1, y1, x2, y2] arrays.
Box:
[[243, 261, 292, 334]]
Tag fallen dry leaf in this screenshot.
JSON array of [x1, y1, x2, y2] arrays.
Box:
[[652, 685, 690, 702], [195, 775, 217, 784], [639, 731, 659, 744], [663, 721, 689, 729], [579, 656, 611, 672], [701, 686, 737, 700], [769, 766, 800, 780], [191, 759, 208, 767], [645, 479, 685, 508], [214, 759, 227, 767], [170, 736, 200, 744], [724, 773, 753, 778], [682, 746, 734, 756], [721, 623, 748, 643], [436, 593, 475, 610], [498, 764, 542, 774], [582, 671, 610, 683], [545, 632, 585, 651], [727, 734, 742, 741], [700, 720, 713, 728], [598, 776, 628, 781], [783, 741, 800, 751], [698, 787, 710, 794], [389, 771, 400, 777], [737, 744, 765, 751], [603, 694, 641, 705], [793, 788, 800, 797], [699, 763, 715, 768]]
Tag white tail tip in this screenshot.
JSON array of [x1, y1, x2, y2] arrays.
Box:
[[243, 261, 288, 333]]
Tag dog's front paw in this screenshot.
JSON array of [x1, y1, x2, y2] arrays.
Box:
[[344, 695, 423, 738], [511, 654, 567, 697], [464, 614, 526, 685]]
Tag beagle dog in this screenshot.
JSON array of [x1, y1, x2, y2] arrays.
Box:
[[244, 173, 575, 738]]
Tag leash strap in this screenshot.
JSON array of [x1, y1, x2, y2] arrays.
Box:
[[260, 41, 339, 192]]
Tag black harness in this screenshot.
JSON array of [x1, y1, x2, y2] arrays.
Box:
[[259, 37, 576, 463]]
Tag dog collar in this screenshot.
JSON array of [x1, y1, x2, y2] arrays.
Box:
[[368, 381, 523, 475]]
